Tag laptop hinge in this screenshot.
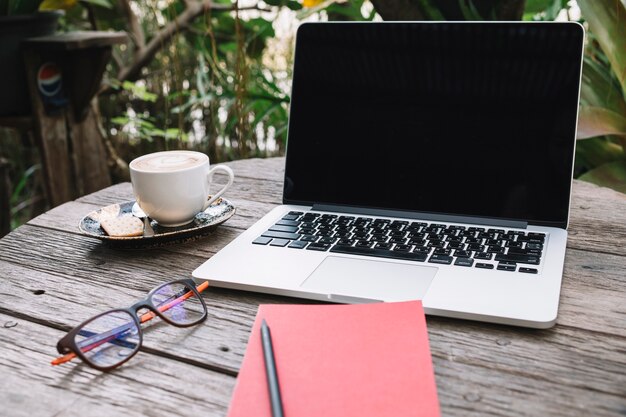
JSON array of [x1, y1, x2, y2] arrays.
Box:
[[311, 204, 528, 229]]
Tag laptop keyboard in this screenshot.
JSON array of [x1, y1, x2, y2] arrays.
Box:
[[253, 212, 545, 274]]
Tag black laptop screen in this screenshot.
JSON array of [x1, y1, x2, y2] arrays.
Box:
[[283, 23, 584, 228]]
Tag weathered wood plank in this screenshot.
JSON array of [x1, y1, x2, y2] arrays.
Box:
[[0, 157, 10, 237], [24, 49, 74, 207], [3, 157, 626, 417], [0, 226, 624, 396], [0, 312, 234, 417], [9, 215, 626, 337], [23, 31, 127, 51], [0, 254, 624, 417], [66, 100, 112, 195], [568, 180, 626, 257]]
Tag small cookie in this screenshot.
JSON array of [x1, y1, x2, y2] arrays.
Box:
[[100, 216, 144, 237]]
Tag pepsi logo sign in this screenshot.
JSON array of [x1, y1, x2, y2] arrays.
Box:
[[37, 63, 63, 97]]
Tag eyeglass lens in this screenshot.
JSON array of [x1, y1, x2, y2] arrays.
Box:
[[150, 281, 205, 325], [73, 310, 140, 368]]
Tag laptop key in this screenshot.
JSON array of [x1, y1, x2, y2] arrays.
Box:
[[454, 257, 474, 267], [487, 246, 505, 254], [288, 211, 303, 215], [318, 237, 337, 245], [270, 238, 290, 247], [252, 237, 272, 245], [507, 247, 541, 256], [330, 245, 427, 262], [288, 240, 308, 249], [428, 254, 453, 265], [413, 247, 431, 254], [276, 219, 299, 227], [428, 240, 445, 248], [300, 235, 319, 242], [519, 267, 538, 274], [262, 231, 300, 240], [475, 262, 494, 269], [315, 230, 335, 237], [307, 242, 331, 251], [497, 263, 516, 271], [494, 253, 540, 265], [269, 225, 299, 233], [375, 242, 393, 250], [282, 214, 299, 221], [474, 252, 493, 260]]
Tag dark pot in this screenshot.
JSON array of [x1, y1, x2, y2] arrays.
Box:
[[0, 11, 61, 117]]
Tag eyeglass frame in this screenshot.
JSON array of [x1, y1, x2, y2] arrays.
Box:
[[55, 278, 208, 371]]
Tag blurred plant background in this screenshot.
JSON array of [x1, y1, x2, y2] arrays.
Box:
[[1, 0, 625, 233]]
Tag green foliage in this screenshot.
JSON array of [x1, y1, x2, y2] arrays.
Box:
[[90, 0, 296, 163], [523, 0, 567, 21], [576, 0, 626, 193]]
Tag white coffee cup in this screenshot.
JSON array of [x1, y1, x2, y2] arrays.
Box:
[[129, 150, 234, 227]]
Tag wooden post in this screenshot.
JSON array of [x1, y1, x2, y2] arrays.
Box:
[[20, 31, 126, 207], [0, 157, 10, 237]]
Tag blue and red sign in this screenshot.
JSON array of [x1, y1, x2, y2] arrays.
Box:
[[37, 62, 63, 97]]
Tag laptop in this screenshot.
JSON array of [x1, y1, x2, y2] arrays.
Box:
[[193, 22, 585, 328]]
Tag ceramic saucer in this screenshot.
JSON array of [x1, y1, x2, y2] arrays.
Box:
[[79, 197, 235, 249]]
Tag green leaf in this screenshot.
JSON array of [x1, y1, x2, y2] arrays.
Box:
[[577, 106, 626, 139], [575, 137, 624, 174], [580, 57, 626, 115], [80, 0, 112, 9], [121, 81, 158, 102], [524, 0, 554, 14], [218, 42, 237, 54], [286, 0, 303, 10], [578, 161, 626, 193], [10, 164, 39, 205], [111, 116, 130, 125], [418, 0, 445, 20], [458, 0, 483, 20], [578, 0, 626, 98]]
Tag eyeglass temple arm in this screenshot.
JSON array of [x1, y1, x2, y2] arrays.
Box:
[[51, 281, 209, 366]]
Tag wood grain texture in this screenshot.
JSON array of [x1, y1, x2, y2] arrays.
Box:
[[0, 158, 10, 237], [0, 312, 234, 417], [1, 157, 625, 417], [24, 50, 74, 207], [23, 31, 127, 51], [0, 227, 624, 416]]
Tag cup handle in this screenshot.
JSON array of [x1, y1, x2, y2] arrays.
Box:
[[203, 165, 235, 210]]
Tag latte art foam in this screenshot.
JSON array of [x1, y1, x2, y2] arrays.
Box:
[[133, 152, 205, 172]]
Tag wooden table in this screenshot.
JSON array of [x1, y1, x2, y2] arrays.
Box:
[[0, 157, 625, 417]]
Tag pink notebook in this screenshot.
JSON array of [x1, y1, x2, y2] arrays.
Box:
[[227, 301, 440, 417]]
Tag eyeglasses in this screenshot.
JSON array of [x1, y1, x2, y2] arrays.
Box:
[[52, 279, 209, 371]]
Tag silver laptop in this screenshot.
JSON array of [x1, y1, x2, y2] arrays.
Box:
[[194, 22, 584, 328]]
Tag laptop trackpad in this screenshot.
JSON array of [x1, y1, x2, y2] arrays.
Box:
[[300, 256, 437, 302]]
